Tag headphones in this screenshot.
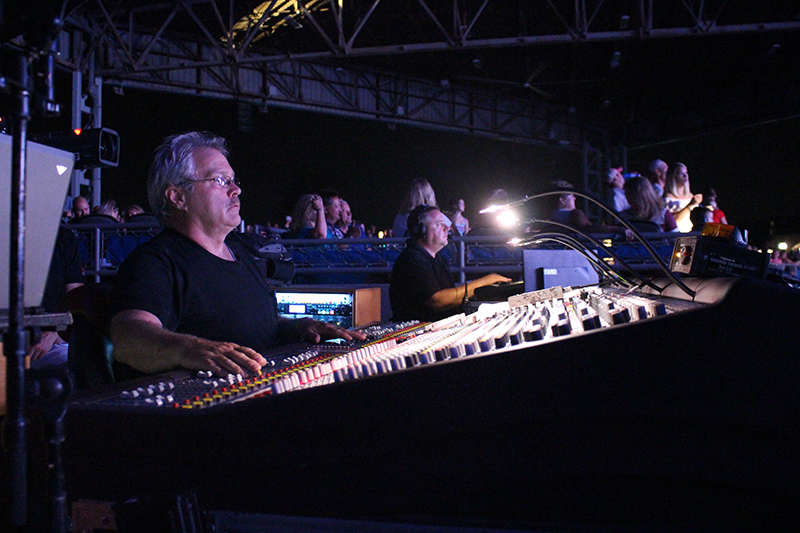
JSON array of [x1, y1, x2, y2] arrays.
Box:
[[406, 204, 437, 240]]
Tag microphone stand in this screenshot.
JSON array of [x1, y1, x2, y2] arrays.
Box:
[[2, 10, 70, 531]]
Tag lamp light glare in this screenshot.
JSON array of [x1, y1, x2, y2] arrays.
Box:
[[778, 242, 788, 250], [496, 210, 518, 226]]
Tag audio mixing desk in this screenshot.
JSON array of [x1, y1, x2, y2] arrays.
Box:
[[64, 277, 800, 531]]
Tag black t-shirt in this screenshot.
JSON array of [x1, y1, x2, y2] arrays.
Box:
[[389, 240, 456, 322], [111, 228, 283, 356]]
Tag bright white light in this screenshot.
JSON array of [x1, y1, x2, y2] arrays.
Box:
[[479, 204, 502, 214], [377, 231, 385, 239], [507, 238, 522, 245], [56, 165, 68, 175], [778, 242, 788, 250], [496, 210, 517, 226]]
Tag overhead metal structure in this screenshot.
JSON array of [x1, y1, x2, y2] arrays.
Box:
[[52, 1, 800, 145], [8, 1, 798, 198]]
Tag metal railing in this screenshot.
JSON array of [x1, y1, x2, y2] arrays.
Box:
[[67, 218, 684, 284]]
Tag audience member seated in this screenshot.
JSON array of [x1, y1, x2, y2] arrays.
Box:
[[664, 162, 703, 232], [690, 203, 714, 232], [121, 203, 145, 222], [27, 227, 84, 369], [393, 178, 437, 238], [545, 180, 633, 239], [446, 197, 470, 236], [288, 194, 327, 238], [645, 159, 669, 197], [336, 199, 365, 238], [61, 194, 74, 222], [320, 189, 344, 239], [70, 206, 121, 269], [71, 195, 91, 220], [623, 176, 677, 232], [106, 210, 162, 267], [97, 199, 121, 221], [605, 167, 630, 214], [702, 187, 728, 225]]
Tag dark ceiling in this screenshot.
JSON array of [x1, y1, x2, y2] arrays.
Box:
[[4, 1, 800, 148], [53, 0, 800, 148]]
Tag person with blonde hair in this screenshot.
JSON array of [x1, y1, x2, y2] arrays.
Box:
[[664, 162, 702, 232], [392, 178, 437, 237], [98, 199, 120, 221]]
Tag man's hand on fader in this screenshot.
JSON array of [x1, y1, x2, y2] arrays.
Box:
[[294, 317, 367, 345]]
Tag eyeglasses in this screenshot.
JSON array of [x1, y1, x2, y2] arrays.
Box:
[[181, 175, 240, 188]]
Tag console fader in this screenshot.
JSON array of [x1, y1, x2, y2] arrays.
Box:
[[64, 277, 800, 531], [74, 284, 703, 411]]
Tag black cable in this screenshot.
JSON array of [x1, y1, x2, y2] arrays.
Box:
[[517, 218, 666, 294], [487, 189, 696, 298], [527, 233, 634, 289]]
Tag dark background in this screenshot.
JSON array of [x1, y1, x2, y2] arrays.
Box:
[[30, 85, 800, 247]]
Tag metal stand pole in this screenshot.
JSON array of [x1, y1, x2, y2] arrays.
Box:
[[3, 50, 32, 529]]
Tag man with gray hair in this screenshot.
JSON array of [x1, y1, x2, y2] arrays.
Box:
[[646, 159, 668, 197], [110, 132, 363, 377], [390, 204, 509, 322]]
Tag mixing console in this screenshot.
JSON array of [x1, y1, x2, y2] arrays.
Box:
[[64, 277, 800, 531], [76, 285, 705, 411]]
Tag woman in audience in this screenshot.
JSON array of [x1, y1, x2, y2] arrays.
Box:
[[393, 178, 437, 238], [664, 162, 702, 232], [447, 197, 470, 236], [288, 194, 327, 238], [98, 199, 121, 221], [121, 204, 145, 222], [623, 176, 677, 232]]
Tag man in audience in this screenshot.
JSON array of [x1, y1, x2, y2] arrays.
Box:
[[320, 189, 344, 238], [337, 199, 364, 238], [110, 132, 364, 377], [390, 205, 510, 322], [545, 181, 634, 239], [645, 160, 668, 197], [71, 196, 91, 219]]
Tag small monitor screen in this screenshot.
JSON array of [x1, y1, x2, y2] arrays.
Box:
[[276, 291, 354, 328]]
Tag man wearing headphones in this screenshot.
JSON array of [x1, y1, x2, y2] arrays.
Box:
[[389, 205, 510, 322]]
